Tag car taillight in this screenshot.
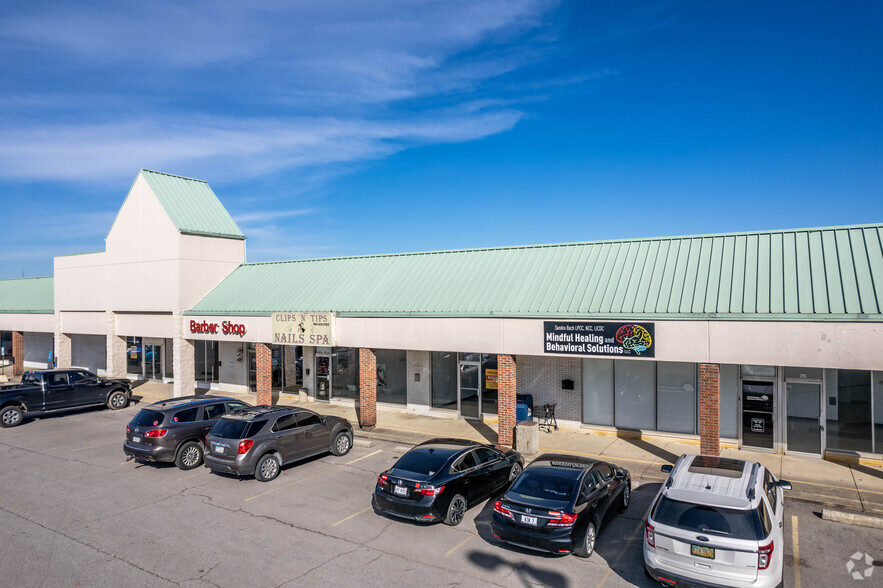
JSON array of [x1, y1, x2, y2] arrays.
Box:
[[238, 440, 254, 454], [126, 425, 130, 433], [493, 500, 514, 520], [546, 511, 577, 527], [758, 540, 774, 570], [414, 483, 444, 496], [145, 429, 167, 438], [377, 474, 389, 487], [646, 522, 655, 547]]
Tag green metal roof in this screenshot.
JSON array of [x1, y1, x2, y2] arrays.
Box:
[[188, 223, 883, 321], [109, 169, 245, 240], [0, 277, 54, 314]]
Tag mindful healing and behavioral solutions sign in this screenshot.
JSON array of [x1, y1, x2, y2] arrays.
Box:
[[543, 321, 655, 358], [272, 312, 334, 346]]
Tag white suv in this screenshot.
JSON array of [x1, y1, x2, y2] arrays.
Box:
[[643, 455, 792, 587]]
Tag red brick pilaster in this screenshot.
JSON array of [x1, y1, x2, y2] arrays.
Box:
[[256, 343, 272, 405], [700, 363, 721, 456], [359, 348, 377, 428], [12, 331, 24, 376], [498, 354, 516, 446]]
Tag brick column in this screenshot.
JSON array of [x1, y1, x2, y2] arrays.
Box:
[[12, 331, 23, 376], [256, 343, 272, 405], [498, 354, 517, 446], [700, 363, 721, 456], [359, 348, 377, 428]]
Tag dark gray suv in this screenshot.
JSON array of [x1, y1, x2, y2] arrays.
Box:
[[123, 395, 251, 470], [204, 405, 353, 482]]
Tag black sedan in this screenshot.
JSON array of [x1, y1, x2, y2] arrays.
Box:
[[491, 454, 630, 557], [373, 438, 523, 526]]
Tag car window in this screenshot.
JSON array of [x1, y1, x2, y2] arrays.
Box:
[[273, 414, 298, 432], [594, 463, 613, 481], [246, 419, 268, 437], [652, 496, 768, 541], [451, 451, 478, 473], [131, 409, 164, 427], [204, 404, 226, 420], [763, 468, 778, 514], [226, 402, 248, 413], [171, 407, 199, 423], [580, 472, 598, 498], [69, 371, 91, 384], [296, 412, 321, 427], [47, 373, 68, 387], [474, 447, 499, 465], [509, 469, 580, 506], [758, 501, 773, 538]]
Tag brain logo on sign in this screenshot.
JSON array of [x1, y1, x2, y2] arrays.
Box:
[[615, 324, 652, 355]]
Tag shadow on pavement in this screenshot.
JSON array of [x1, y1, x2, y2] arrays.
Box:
[[622, 436, 680, 464], [467, 419, 499, 444]]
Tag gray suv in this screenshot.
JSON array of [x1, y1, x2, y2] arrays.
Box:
[[123, 396, 251, 470], [204, 405, 353, 482]]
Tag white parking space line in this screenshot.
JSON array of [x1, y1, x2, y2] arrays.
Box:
[[244, 471, 324, 502], [332, 506, 373, 527], [346, 449, 382, 465], [792, 515, 801, 588], [445, 535, 474, 557]]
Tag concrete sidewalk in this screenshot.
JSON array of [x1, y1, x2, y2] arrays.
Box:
[[125, 381, 883, 515]]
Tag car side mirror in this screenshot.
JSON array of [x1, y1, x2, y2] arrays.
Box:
[[661, 464, 673, 473], [614, 471, 625, 480], [778, 480, 792, 491]]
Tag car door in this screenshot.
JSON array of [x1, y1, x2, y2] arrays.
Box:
[[450, 450, 484, 504], [591, 463, 615, 521], [763, 468, 785, 535], [43, 372, 76, 410], [271, 413, 302, 460], [295, 411, 328, 455], [69, 370, 104, 405], [202, 402, 228, 434], [473, 447, 506, 496]]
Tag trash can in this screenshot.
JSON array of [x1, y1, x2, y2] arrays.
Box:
[[516, 402, 532, 422]]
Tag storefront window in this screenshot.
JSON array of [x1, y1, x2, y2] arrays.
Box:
[[0, 331, 11, 361], [719, 364, 739, 438], [195, 341, 219, 383], [582, 359, 614, 426], [615, 360, 656, 430], [431, 352, 457, 410], [332, 347, 359, 400], [875, 372, 883, 454], [741, 365, 777, 377], [656, 362, 697, 434], [376, 349, 406, 405], [71, 334, 107, 374], [825, 369, 872, 453], [481, 354, 498, 415], [126, 337, 142, 374]]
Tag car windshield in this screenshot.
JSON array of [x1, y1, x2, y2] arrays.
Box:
[[652, 496, 767, 541], [131, 409, 164, 427], [389, 448, 451, 477], [508, 469, 579, 507], [211, 418, 251, 439]]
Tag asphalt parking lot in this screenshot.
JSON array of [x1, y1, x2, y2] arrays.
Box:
[[1, 400, 881, 587]]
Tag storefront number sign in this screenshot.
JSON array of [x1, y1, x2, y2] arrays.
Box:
[[543, 321, 655, 358], [272, 312, 334, 346]]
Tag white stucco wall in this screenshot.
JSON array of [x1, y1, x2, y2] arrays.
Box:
[[0, 313, 55, 333]]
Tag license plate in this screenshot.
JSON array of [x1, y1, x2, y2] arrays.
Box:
[[132, 436, 141, 443], [214, 445, 225, 454], [691, 544, 715, 559], [394, 485, 408, 496], [520, 515, 538, 525]]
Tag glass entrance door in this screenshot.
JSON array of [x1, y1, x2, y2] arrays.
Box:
[[458, 361, 480, 419], [316, 355, 331, 401], [145, 344, 162, 380], [786, 382, 823, 454], [741, 380, 775, 450]]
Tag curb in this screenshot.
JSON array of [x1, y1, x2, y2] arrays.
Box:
[[821, 509, 883, 530]]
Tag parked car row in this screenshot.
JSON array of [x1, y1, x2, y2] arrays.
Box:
[[3, 383, 793, 585]]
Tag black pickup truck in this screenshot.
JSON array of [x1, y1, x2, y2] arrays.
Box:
[[0, 369, 132, 428]]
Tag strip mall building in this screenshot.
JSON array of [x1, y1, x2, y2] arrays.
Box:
[[2, 169, 882, 461]]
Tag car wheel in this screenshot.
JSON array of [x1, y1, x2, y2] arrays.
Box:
[[175, 441, 203, 470], [107, 391, 129, 410], [0, 405, 23, 428], [255, 454, 281, 482], [444, 494, 467, 526], [574, 521, 597, 558], [619, 481, 631, 511], [508, 462, 523, 482], [331, 432, 352, 456]]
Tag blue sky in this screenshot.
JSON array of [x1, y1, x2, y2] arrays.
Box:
[[1, 1, 881, 278]]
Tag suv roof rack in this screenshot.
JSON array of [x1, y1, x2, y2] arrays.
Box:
[[746, 462, 759, 500]]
